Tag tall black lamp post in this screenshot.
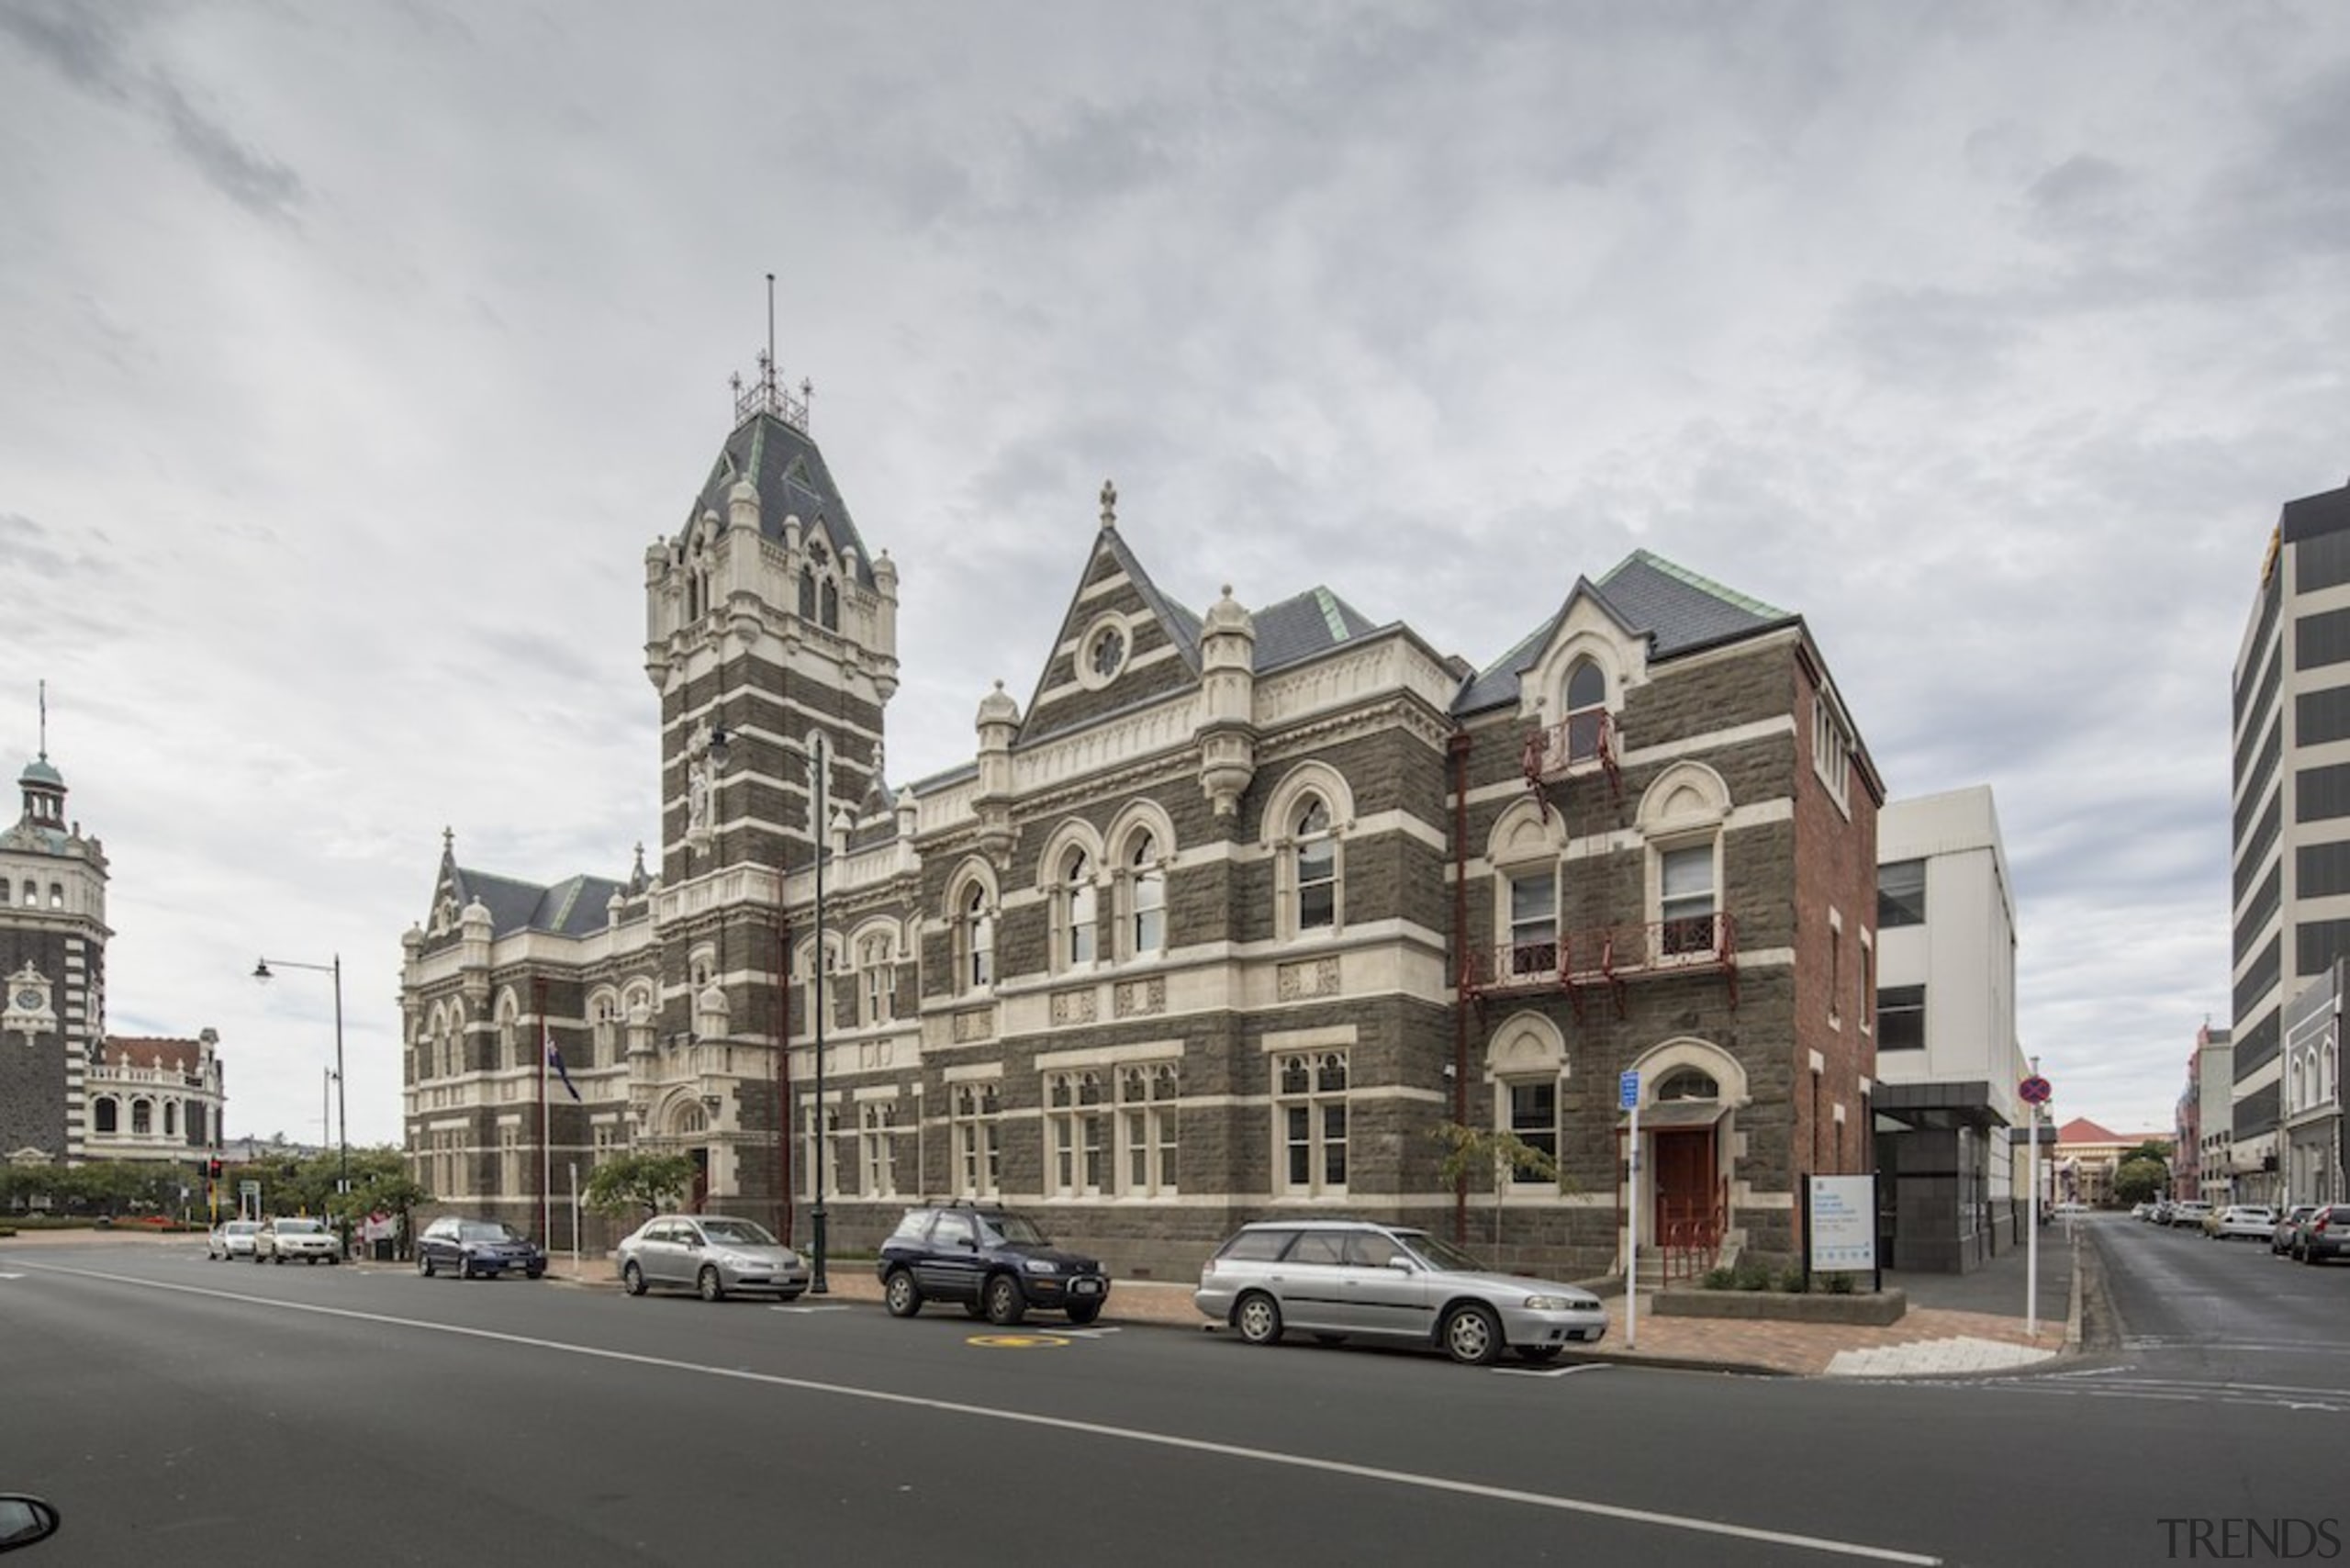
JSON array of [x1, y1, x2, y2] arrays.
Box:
[[254, 954, 347, 1205], [808, 729, 832, 1295]]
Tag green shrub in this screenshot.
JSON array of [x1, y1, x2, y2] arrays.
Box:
[[1731, 1257, 1772, 1292], [1699, 1265, 1736, 1290], [1824, 1272, 1857, 1294], [1776, 1268, 1810, 1294]]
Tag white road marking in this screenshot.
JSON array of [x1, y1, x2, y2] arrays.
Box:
[[770, 1305, 852, 1315], [0, 1272, 23, 1281], [23, 1259, 1941, 1565]]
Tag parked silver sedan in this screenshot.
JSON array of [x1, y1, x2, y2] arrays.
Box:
[[1195, 1217, 1608, 1366], [2212, 1204, 2275, 1241], [616, 1215, 809, 1302]]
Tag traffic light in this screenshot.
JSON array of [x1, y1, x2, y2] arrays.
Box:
[[207, 1157, 222, 1181]]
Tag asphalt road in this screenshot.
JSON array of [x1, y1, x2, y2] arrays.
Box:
[[3, 1232, 2343, 1567]]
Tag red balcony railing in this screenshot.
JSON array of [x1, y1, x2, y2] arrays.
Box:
[[1460, 913, 1738, 1016], [1520, 711, 1623, 809]]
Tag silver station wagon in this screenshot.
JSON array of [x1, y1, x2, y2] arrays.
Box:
[[1195, 1217, 1609, 1366]]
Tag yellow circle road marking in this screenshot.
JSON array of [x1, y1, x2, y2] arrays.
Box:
[[966, 1333, 1071, 1349]]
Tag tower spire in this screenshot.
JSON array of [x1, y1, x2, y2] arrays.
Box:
[[732, 274, 811, 432]]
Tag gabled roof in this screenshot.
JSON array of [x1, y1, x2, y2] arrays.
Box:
[[1453, 549, 1796, 717], [2054, 1116, 2126, 1145], [688, 410, 878, 588]]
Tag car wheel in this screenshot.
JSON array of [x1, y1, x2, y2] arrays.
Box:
[[1065, 1301, 1102, 1327], [622, 1260, 647, 1296], [775, 1289, 801, 1302], [699, 1266, 725, 1303], [526, 1267, 545, 1281], [420, 1253, 436, 1277], [1234, 1292, 1283, 1347], [883, 1269, 923, 1317], [1515, 1345, 1564, 1364], [273, 1254, 285, 1265], [983, 1273, 1026, 1327], [1443, 1304, 1504, 1366]]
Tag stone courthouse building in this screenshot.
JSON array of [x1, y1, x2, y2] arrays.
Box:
[[401, 364, 1884, 1277]]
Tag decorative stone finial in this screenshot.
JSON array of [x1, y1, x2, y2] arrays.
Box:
[[1100, 479, 1117, 530]]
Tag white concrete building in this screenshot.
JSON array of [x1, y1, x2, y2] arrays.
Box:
[[1873, 785, 2028, 1270]]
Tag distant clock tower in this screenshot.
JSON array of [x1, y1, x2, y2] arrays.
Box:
[[0, 734, 111, 1162]]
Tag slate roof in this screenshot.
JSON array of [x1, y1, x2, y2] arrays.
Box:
[[689, 410, 878, 588], [1453, 549, 1795, 716], [455, 868, 626, 939], [1251, 587, 1384, 673]]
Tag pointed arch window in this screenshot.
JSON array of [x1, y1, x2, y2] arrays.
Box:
[[1127, 833, 1166, 958], [1294, 799, 1338, 932], [1058, 847, 1098, 969], [1565, 657, 1608, 762], [959, 885, 995, 991], [798, 567, 817, 622], [821, 577, 840, 632]]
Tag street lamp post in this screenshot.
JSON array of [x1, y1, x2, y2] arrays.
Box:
[[809, 731, 832, 1295], [254, 954, 347, 1209]]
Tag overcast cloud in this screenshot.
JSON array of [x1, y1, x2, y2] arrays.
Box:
[[4, 0, 2344, 1148]]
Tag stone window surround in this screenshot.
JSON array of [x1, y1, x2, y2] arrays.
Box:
[[1073, 609, 1133, 692], [1262, 762, 1355, 944], [1483, 1012, 1569, 1193]]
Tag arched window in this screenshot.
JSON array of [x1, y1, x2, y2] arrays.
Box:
[[1295, 800, 1336, 931], [798, 567, 817, 622], [497, 995, 520, 1071], [1565, 657, 1607, 761], [1129, 833, 1165, 957], [821, 577, 840, 632], [164, 1101, 179, 1137], [95, 1097, 118, 1134], [1655, 1068, 1720, 1102], [1062, 847, 1097, 968], [962, 885, 994, 991], [591, 994, 619, 1068], [48, 883, 63, 909], [131, 1099, 152, 1136]]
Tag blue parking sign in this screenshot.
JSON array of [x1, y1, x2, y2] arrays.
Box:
[[1619, 1070, 1639, 1111]]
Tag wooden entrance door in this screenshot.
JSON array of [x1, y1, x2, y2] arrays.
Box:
[[1653, 1128, 1716, 1243]]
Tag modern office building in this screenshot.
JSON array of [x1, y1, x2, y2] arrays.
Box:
[[2230, 477, 2350, 1207]]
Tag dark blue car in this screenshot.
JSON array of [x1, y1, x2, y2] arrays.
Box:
[[417, 1215, 547, 1280]]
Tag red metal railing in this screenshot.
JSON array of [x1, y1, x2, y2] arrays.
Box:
[[1460, 913, 1738, 1014], [1658, 1181, 1729, 1282]]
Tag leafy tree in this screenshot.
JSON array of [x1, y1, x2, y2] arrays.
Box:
[[584, 1152, 696, 1221], [2113, 1157, 2168, 1206], [1431, 1122, 1566, 1247]]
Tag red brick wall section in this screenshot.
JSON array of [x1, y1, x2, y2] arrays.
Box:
[[1789, 652, 1880, 1180]]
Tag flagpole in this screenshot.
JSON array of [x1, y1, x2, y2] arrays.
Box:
[[537, 977, 551, 1246]]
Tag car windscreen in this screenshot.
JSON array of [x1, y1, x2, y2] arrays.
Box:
[[976, 1214, 1050, 1247], [1394, 1230, 1492, 1274], [699, 1220, 778, 1247], [458, 1222, 521, 1241], [275, 1221, 323, 1234]]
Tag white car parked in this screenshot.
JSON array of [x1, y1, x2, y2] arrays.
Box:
[[207, 1219, 262, 1261], [2213, 1204, 2276, 1241], [254, 1216, 342, 1264]]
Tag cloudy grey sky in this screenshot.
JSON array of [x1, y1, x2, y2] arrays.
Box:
[[5, 0, 2344, 1148]]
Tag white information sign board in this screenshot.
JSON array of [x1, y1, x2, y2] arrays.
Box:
[[1807, 1174, 1877, 1271]]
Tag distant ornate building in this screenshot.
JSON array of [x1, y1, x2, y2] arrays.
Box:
[[400, 363, 1885, 1277], [1, 731, 229, 1167], [85, 1032, 226, 1161]]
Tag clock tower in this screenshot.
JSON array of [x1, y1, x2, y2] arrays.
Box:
[[0, 739, 110, 1162]]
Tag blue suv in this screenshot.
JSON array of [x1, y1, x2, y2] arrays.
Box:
[[878, 1204, 1111, 1326]]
